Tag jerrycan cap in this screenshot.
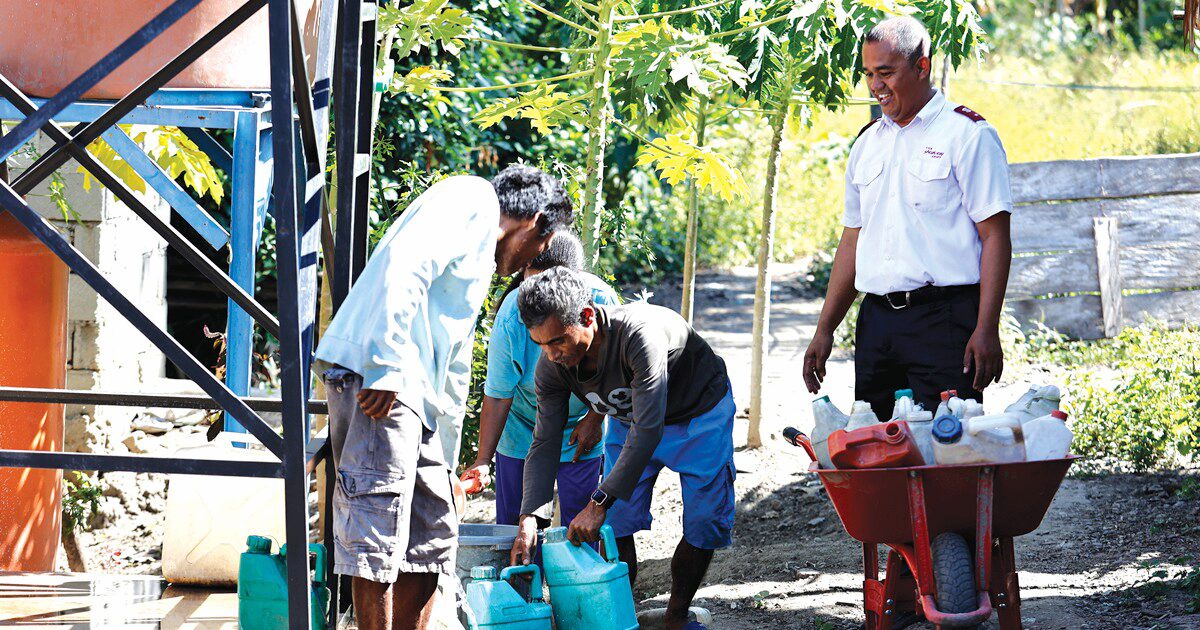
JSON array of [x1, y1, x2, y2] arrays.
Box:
[[894, 389, 914, 400], [815, 395, 830, 403], [543, 527, 568, 544], [1051, 410, 1068, 420], [245, 535, 272, 554], [940, 389, 957, 401], [932, 416, 963, 444], [470, 566, 498, 581]]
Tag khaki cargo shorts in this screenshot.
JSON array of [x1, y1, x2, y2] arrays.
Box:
[[324, 367, 457, 582]]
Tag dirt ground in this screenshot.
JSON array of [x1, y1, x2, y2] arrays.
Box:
[[75, 267, 1200, 629]]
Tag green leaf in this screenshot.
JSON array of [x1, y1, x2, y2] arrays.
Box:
[[636, 132, 748, 201], [391, 66, 454, 95]]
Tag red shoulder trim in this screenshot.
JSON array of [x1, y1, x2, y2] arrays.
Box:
[[954, 105, 985, 122], [856, 117, 880, 139]]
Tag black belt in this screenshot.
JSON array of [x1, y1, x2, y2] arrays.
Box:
[[865, 283, 979, 310]]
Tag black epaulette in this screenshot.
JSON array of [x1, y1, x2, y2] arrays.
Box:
[[855, 117, 880, 140]]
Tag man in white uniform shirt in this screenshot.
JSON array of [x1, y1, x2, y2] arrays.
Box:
[[802, 16, 1013, 420]]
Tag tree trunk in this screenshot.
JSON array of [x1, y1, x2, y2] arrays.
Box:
[[580, 0, 616, 265], [747, 104, 789, 449], [61, 529, 88, 572], [680, 97, 708, 323]]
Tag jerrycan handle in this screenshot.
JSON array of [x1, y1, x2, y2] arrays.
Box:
[[966, 416, 1025, 443], [500, 564, 543, 602], [308, 543, 327, 587], [600, 524, 620, 563]]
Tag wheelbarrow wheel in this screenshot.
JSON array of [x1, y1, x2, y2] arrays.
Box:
[[932, 533, 979, 629]]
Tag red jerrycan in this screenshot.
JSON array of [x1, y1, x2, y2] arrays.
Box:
[[828, 421, 927, 469]]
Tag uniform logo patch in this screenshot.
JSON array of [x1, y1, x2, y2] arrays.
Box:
[[923, 147, 944, 159]]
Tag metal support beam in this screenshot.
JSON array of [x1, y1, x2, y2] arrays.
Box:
[[0, 387, 327, 415], [0, 450, 283, 478], [180, 126, 234, 174], [0, 75, 282, 339], [8, 0, 268, 189], [268, 0, 317, 625], [0, 0, 205, 159]]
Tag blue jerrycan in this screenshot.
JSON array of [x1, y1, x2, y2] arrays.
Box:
[[541, 524, 638, 630], [465, 564, 553, 629], [237, 535, 330, 630]]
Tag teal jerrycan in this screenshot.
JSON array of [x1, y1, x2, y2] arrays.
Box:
[[237, 535, 330, 630], [541, 524, 638, 630], [465, 564, 553, 629]]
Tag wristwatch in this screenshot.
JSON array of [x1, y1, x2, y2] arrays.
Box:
[[590, 488, 616, 510]]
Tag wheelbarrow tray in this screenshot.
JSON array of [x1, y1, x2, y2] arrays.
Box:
[[815, 457, 1076, 545]]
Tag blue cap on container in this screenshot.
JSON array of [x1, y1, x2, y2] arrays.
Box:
[[932, 416, 963, 444], [894, 389, 914, 400], [470, 566, 498, 580], [245, 535, 272, 554]]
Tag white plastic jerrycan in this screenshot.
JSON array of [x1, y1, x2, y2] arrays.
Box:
[[1024, 410, 1073, 460], [891, 390, 934, 465], [1005, 385, 1062, 424], [810, 396, 849, 469], [931, 414, 1026, 465], [935, 390, 958, 419], [845, 400, 880, 432]]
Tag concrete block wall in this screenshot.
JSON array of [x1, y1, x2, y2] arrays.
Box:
[[11, 134, 170, 454]]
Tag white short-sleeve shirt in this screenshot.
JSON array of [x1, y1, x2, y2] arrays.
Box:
[[844, 89, 1013, 295]]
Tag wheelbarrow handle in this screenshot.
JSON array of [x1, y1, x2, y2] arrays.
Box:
[[782, 427, 818, 463]]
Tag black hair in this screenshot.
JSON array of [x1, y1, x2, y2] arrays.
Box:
[[491, 164, 573, 237], [495, 232, 584, 313]]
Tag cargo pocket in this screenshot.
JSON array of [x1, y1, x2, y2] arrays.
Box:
[[334, 469, 408, 554]]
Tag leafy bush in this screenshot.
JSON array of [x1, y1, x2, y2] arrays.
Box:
[[1014, 322, 1200, 472]]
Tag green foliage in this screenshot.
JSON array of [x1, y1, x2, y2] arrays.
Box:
[[82, 125, 225, 205], [62, 472, 103, 533], [384, 0, 472, 57]]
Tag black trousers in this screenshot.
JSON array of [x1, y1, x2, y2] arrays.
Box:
[[854, 286, 982, 421]]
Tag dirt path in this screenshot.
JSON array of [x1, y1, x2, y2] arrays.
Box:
[[621, 268, 1200, 629]]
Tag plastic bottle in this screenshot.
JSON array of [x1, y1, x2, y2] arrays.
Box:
[[902, 408, 936, 466], [237, 536, 329, 630], [845, 401, 881, 431], [949, 397, 985, 420], [828, 421, 927, 469], [810, 396, 849, 469], [541, 524, 638, 630], [891, 388, 917, 420], [1024, 410, 1073, 461], [465, 565, 553, 629], [934, 390, 958, 420], [931, 415, 1026, 465]]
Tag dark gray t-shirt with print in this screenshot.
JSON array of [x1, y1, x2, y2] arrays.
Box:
[[519, 302, 728, 515]]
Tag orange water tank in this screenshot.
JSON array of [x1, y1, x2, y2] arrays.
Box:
[[0, 211, 68, 571]]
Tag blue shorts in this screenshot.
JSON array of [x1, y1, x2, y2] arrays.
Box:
[[602, 387, 736, 550]]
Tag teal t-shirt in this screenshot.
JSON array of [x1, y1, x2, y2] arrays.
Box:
[[485, 272, 618, 461]]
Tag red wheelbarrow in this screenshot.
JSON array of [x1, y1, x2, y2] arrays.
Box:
[[782, 427, 1076, 629]]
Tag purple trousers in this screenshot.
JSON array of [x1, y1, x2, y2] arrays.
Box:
[[494, 452, 603, 528]]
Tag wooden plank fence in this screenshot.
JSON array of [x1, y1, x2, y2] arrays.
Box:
[[1006, 152, 1200, 339]]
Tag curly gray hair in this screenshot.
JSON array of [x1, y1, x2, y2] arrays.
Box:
[[517, 266, 593, 329]]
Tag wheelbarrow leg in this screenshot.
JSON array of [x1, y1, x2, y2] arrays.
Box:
[[990, 537, 1022, 630], [862, 543, 888, 630]]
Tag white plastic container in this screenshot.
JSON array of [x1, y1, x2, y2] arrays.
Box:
[[931, 415, 1027, 465], [1024, 410, 1073, 460], [845, 400, 880, 432], [811, 396, 849, 469], [162, 433, 286, 586], [890, 389, 917, 420], [934, 390, 958, 419], [1005, 385, 1061, 424], [902, 409, 936, 466], [948, 397, 984, 420]]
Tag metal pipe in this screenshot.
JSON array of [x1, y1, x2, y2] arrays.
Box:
[[0, 449, 283, 478], [0, 386, 327, 415]]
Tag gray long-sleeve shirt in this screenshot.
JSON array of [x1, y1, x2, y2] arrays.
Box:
[[519, 303, 728, 515]]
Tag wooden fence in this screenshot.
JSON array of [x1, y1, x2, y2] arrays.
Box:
[[1006, 152, 1200, 339]]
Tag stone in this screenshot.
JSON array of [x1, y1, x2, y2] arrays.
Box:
[[131, 416, 172, 435], [122, 431, 149, 454]]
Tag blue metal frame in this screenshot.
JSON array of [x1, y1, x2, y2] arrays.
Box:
[[0, 0, 371, 625]]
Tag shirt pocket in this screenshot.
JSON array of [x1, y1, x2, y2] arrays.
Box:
[[852, 159, 884, 189], [905, 157, 953, 212]]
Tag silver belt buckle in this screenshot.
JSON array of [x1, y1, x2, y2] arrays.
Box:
[[885, 291, 911, 310]]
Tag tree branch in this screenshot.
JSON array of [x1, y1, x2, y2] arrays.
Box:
[[429, 69, 593, 93], [706, 13, 791, 39], [466, 36, 594, 53], [520, 0, 598, 36], [615, 0, 737, 22]]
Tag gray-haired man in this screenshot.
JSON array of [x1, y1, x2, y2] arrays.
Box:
[[510, 267, 735, 630]]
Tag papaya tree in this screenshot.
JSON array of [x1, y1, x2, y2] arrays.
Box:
[[719, 0, 986, 448]]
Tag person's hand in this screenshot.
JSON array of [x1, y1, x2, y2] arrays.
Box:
[[964, 326, 1004, 391], [357, 388, 397, 419], [569, 414, 604, 463], [460, 461, 491, 495], [511, 515, 539, 565], [567, 501, 607, 546], [803, 331, 834, 394]]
